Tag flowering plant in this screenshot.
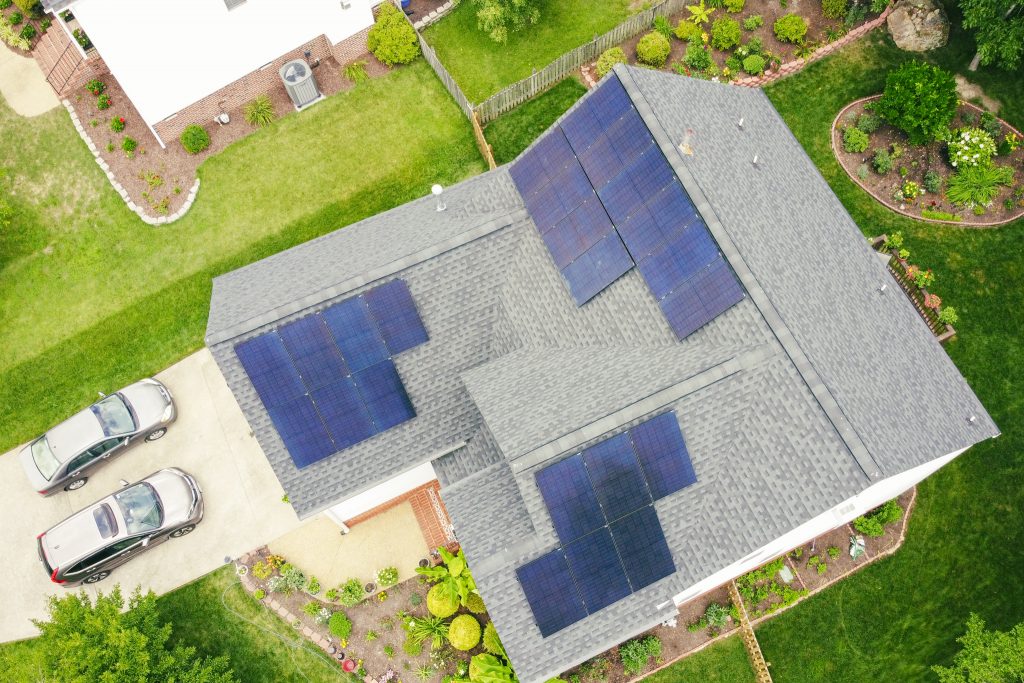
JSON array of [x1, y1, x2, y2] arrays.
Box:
[[923, 293, 942, 309], [948, 127, 996, 168], [85, 79, 105, 96], [902, 180, 922, 200], [913, 267, 935, 289], [110, 116, 125, 132], [97, 93, 112, 110]]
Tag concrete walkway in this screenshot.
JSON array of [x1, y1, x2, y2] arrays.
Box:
[[0, 44, 58, 117], [0, 348, 303, 642]]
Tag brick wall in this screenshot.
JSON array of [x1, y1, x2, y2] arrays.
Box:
[[331, 25, 372, 65], [343, 480, 454, 552]]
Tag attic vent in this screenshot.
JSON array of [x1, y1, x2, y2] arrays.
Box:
[[224, 0, 246, 9]]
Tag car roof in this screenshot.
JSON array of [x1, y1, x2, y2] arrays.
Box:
[[42, 495, 127, 566], [45, 407, 104, 464]]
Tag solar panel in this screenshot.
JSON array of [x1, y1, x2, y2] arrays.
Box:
[[587, 76, 632, 128], [628, 147, 676, 198], [311, 378, 374, 449], [524, 181, 570, 234], [516, 550, 588, 637], [606, 112, 654, 168], [564, 528, 632, 612], [364, 280, 429, 356], [508, 145, 547, 198], [578, 136, 622, 190], [554, 161, 595, 214], [534, 129, 576, 178], [234, 333, 306, 408], [561, 231, 633, 306], [598, 169, 644, 225], [278, 315, 349, 392], [535, 454, 604, 543], [630, 412, 697, 500], [698, 256, 746, 320], [321, 297, 389, 373], [582, 433, 652, 522], [266, 396, 335, 468], [354, 360, 415, 430], [610, 506, 676, 590], [560, 103, 603, 156], [647, 182, 700, 238], [617, 204, 663, 263], [637, 226, 721, 300]]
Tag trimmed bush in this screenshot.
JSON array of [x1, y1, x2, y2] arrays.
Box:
[[636, 31, 671, 68], [180, 124, 210, 155], [742, 14, 764, 30], [843, 126, 870, 153], [121, 137, 138, 154], [447, 614, 482, 651], [725, 0, 745, 12], [595, 47, 627, 78], [873, 148, 893, 174], [8, 10, 22, 25], [773, 14, 808, 43], [465, 591, 487, 614], [874, 61, 958, 145], [426, 584, 459, 618], [710, 16, 741, 50], [243, 94, 275, 128], [0, 0, 12, 9], [328, 611, 353, 639], [367, 1, 419, 66], [482, 621, 505, 657], [674, 19, 702, 41], [742, 54, 766, 75], [853, 499, 904, 537], [822, 0, 849, 19], [683, 41, 713, 71]]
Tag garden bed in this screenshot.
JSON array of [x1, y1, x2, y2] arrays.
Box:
[[872, 233, 959, 339], [833, 97, 1024, 226], [0, 1, 53, 53]]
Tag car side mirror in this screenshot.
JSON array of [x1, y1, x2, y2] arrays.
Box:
[[119, 479, 129, 488], [141, 538, 150, 547]]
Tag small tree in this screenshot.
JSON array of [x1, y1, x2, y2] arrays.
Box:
[[959, 0, 1024, 70], [367, 1, 420, 66], [595, 47, 627, 78], [874, 61, 958, 145], [636, 31, 671, 67], [471, 0, 541, 43], [933, 614, 1024, 682]]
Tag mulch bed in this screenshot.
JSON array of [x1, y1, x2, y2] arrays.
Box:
[[0, 4, 51, 54], [833, 97, 1024, 226]]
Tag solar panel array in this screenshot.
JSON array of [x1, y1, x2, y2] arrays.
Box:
[[509, 74, 745, 338], [516, 412, 697, 636], [234, 280, 428, 468]]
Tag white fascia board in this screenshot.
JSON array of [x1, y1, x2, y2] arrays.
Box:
[[325, 460, 438, 524]]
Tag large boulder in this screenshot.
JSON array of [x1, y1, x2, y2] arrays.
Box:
[[887, 0, 950, 51]]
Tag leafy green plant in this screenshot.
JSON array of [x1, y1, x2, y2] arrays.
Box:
[[306, 576, 321, 595], [875, 61, 958, 145], [324, 587, 340, 602], [687, 0, 716, 25], [856, 113, 881, 133], [710, 16, 741, 49], [0, 20, 30, 49], [853, 499, 904, 537], [828, 546, 841, 559], [416, 547, 477, 609], [367, 1, 419, 66], [675, 19, 703, 41], [465, 591, 487, 614], [742, 54, 766, 75], [110, 116, 126, 132], [653, 15, 673, 39], [948, 127, 997, 168], [8, 10, 22, 25], [923, 170, 943, 193], [742, 14, 763, 29], [376, 566, 400, 588], [383, 644, 395, 659], [0, 0, 12, 9], [179, 124, 210, 154], [339, 578, 365, 607], [343, 59, 369, 85], [979, 110, 1003, 140], [409, 615, 449, 650], [243, 94, 275, 128], [619, 635, 661, 676], [594, 47, 627, 78], [683, 41, 713, 71], [921, 208, 960, 221], [302, 601, 321, 617], [938, 307, 959, 325], [19, 23, 35, 41], [482, 621, 506, 659], [946, 164, 1015, 206], [725, 0, 745, 11], [902, 180, 922, 200], [448, 614, 482, 651], [328, 610, 352, 639], [97, 93, 112, 110], [843, 126, 870, 153], [817, 562, 828, 575], [773, 14, 808, 43], [636, 31, 671, 67], [73, 27, 90, 48], [469, 653, 516, 683], [253, 588, 266, 600], [403, 635, 423, 656], [426, 584, 459, 618], [823, 0, 849, 19], [869, 0, 890, 11], [873, 148, 893, 174], [365, 630, 379, 642]]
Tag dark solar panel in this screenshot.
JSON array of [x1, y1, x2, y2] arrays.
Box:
[[278, 315, 349, 392], [535, 454, 604, 543], [554, 161, 595, 214], [560, 103, 603, 156], [564, 528, 632, 612], [658, 282, 706, 339], [617, 204, 663, 262], [321, 297, 389, 373], [535, 129, 576, 178], [647, 182, 700, 238], [234, 333, 306, 408], [516, 550, 588, 637], [570, 195, 615, 253], [582, 433, 652, 522], [524, 181, 570, 234], [561, 231, 633, 306], [606, 113, 654, 169], [610, 506, 676, 590], [354, 360, 415, 431], [508, 145, 547, 198], [598, 170, 643, 225], [364, 280, 429, 356], [630, 412, 697, 500], [698, 256, 746, 320], [588, 76, 632, 128], [578, 136, 622, 190], [266, 396, 335, 468], [637, 226, 721, 300], [311, 378, 374, 449], [628, 147, 676, 197]]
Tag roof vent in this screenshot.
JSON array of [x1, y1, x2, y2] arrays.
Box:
[[432, 184, 446, 212], [878, 283, 887, 293], [737, 117, 744, 129], [279, 59, 321, 109], [968, 414, 978, 424], [678, 128, 695, 156], [752, 154, 760, 167]]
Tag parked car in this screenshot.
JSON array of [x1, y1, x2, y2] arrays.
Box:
[[19, 379, 176, 496], [37, 468, 204, 586]]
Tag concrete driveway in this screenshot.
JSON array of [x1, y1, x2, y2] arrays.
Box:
[[0, 348, 303, 642]]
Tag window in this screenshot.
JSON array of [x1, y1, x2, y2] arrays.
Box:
[[115, 483, 163, 534], [90, 395, 135, 436], [92, 505, 118, 539], [87, 437, 124, 458], [66, 538, 140, 574], [224, 0, 247, 9]]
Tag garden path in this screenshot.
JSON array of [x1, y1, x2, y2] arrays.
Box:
[[0, 43, 57, 116]]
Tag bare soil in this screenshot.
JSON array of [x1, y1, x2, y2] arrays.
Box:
[[833, 97, 1024, 226]]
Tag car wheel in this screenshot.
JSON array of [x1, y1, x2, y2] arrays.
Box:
[[84, 570, 110, 584], [145, 428, 167, 442], [170, 525, 195, 538], [65, 477, 88, 491]]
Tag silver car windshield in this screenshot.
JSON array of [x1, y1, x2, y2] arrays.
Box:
[[90, 395, 136, 436], [31, 438, 61, 480], [114, 483, 163, 534]]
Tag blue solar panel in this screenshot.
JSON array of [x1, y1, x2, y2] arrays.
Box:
[[578, 136, 622, 190], [588, 76, 632, 128], [534, 129, 576, 178], [311, 378, 374, 449], [266, 396, 335, 468], [553, 161, 594, 214], [508, 145, 547, 198], [321, 297, 389, 373], [561, 103, 603, 156], [598, 169, 644, 225], [565, 528, 632, 612], [516, 550, 588, 636], [354, 360, 415, 431], [617, 204, 663, 262], [278, 315, 349, 392], [607, 111, 654, 168], [582, 433, 652, 522], [698, 256, 746, 320], [561, 231, 633, 305], [610, 506, 676, 590], [637, 225, 721, 300], [234, 333, 306, 408], [658, 281, 706, 339], [536, 454, 604, 543], [570, 195, 615, 253], [628, 147, 676, 198], [524, 181, 570, 234], [647, 182, 700, 239], [364, 280, 429, 356], [630, 412, 697, 500]]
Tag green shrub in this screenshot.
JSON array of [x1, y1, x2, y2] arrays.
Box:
[[674, 19, 702, 41], [302, 601, 321, 617], [742, 54, 766, 75], [725, 0, 745, 12], [923, 170, 943, 193], [110, 116, 126, 133], [72, 27, 89, 48], [403, 636, 423, 656], [744, 36, 765, 55], [409, 615, 449, 650], [921, 208, 960, 221], [121, 137, 138, 155], [870, 0, 890, 11], [8, 10, 22, 25], [853, 499, 904, 537], [0, 0, 12, 9], [253, 588, 266, 600], [376, 566, 399, 588], [367, 1, 419, 66], [857, 163, 869, 180], [822, 0, 849, 19], [710, 16, 741, 49], [338, 578, 364, 607], [12, 0, 39, 12], [19, 23, 35, 41], [252, 561, 272, 580], [683, 41, 713, 71], [725, 54, 742, 72], [97, 93, 111, 110], [306, 576, 321, 595], [948, 127, 997, 168], [482, 621, 506, 658], [742, 14, 764, 30], [179, 124, 210, 155], [856, 113, 881, 133], [595, 46, 627, 78], [329, 611, 353, 639], [946, 164, 1015, 206], [828, 546, 841, 559], [636, 31, 671, 67], [653, 15, 673, 39], [773, 14, 808, 43], [426, 583, 459, 618], [448, 614, 482, 651], [873, 148, 893, 174], [979, 110, 1003, 140], [938, 307, 959, 325], [465, 591, 487, 614], [875, 61, 957, 145], [619, 636, 662, 676], [243, 94, 274, 128], [842, 126, 870, 153]]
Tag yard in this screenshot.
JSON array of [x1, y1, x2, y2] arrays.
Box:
[[421, 0, 632, 102], [483, 76, 587, 163], [0, 59, 486, 452]]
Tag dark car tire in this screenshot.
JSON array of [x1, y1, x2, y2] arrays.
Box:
[[83, 570, 110, 584], [64, 477, 88, 491], [145, 428, 167, 442], [170, 525, 195, 538]]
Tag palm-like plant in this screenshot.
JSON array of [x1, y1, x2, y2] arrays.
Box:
[[687, 0, 716, 25], [416, 547, 478, 607], [408, 615, 449, 650]]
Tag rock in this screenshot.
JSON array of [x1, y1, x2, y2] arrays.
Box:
[[887, 0, 949, 51]]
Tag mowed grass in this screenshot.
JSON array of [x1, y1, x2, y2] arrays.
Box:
[[644, 636, 756, 682], [484, 77, 587, 164], [422, 0, 630, 102], [0, 60, 485, 451]]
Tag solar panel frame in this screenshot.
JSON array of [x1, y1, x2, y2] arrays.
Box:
[[321, 297, 390, 373], [516, 550, 588, 637], [311, 377, 375, 449], [266, 396, 336, 468], [564, 528, 632, 612], [234, 333, 307, 408], [364, 280, 429, 356], [610, 506, 676, 591], [581, 433, 652, 522], [535, 454, 605, 544], [629, 412, 697, 500], [278, 315, 349, 392]]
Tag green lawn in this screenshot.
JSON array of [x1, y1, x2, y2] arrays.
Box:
[[484, 77, 588, 164], [0, 60, 485, 452], [645, 636, 756, 682], [422, 0, 631, 103]]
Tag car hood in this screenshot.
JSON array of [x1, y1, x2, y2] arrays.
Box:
[[119, 380, 172, 431], [146, 468, 198, 525]]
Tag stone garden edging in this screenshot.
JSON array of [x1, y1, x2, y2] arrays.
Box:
[[413, 1, 457, 31], [831, 96, 1024, 228], [62, 98, 200, 226]]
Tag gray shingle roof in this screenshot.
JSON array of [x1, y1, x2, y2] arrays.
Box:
[[206, 65, 998, 682]]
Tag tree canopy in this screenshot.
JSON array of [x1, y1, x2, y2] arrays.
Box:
[[471, 0, 541, 43], [959, 0, 1024, 70], [874, 60, 958, 145], [933, 613, 1024, 682]]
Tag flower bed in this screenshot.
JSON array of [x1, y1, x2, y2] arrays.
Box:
[[0, 1, 52, 52], [872, 233, 958, 342]]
